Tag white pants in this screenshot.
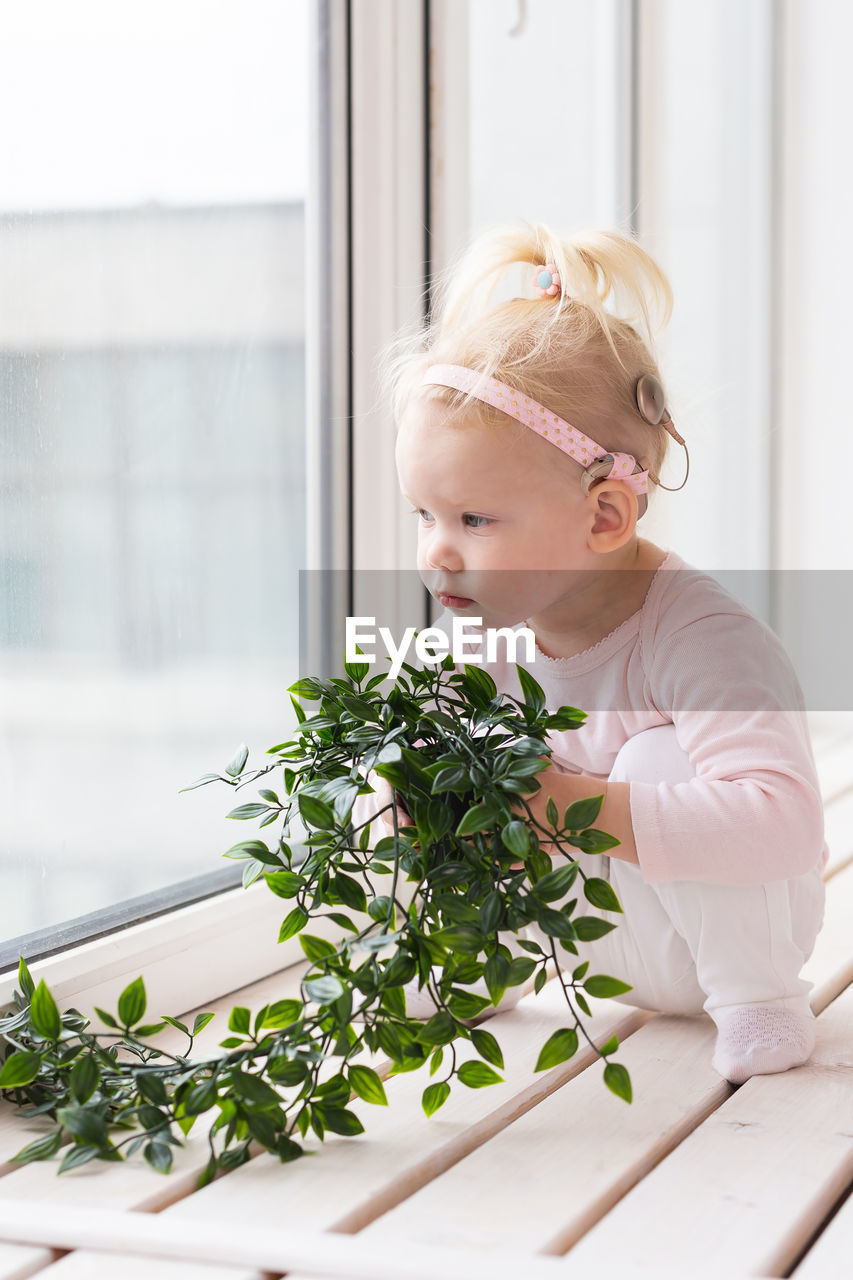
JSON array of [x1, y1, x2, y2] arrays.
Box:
[[518, 725, 826, 1018]]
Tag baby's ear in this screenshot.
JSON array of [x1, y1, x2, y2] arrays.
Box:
[[586, 481, 638, 552]]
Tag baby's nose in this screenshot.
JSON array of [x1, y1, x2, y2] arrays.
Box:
[[424, 537, 463, 572]]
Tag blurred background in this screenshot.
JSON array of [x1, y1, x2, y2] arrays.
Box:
[[1, 0, 850, 950]]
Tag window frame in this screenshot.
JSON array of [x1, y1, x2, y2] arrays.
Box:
[[0, 0, 432, 1006]]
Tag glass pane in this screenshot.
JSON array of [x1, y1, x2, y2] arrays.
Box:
[[465, 0, 630, 237], [0, 0, 309, 944]]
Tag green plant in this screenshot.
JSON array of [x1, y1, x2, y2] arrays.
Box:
[[0, 652, 632, 1181]]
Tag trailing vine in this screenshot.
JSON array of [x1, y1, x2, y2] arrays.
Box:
[[0, 651, 632, 1181]]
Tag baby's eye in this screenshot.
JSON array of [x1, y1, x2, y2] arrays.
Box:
[[464, 514, 491, 528], [408, 506, 433, 522]]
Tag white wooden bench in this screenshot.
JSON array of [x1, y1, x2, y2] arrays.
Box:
[[0, 712, 851, 1280]]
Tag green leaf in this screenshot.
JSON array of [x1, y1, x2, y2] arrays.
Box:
[[344, 648, 370, 683], [228, 1007, 251, 1036], [17, 956, 35, 999], [418, 1011, 457, 1046], [500, 820, 530, 858], [258, 999, 302, 1029], [332, 873, 368, 914], [603, 1061, 633, 1103], [583, 878, 623, 913], [448, 991, 491, 1020], [11, 1129, 63, 1164], [455, 803, 496, 837], [268, 1058, 308, 1087], [226, 803, 271, 820], [429, 1048, 444, 1077], [287, 676, 323, 700], [545, 795, 559, 828], [223, 840, 280, 864], [69, 1055, 99, 1104], [535, 904, 576, 940], [179, 772, 226, 792], [225, 743, 249, 777], [132, 1023, 166, 1039], [303, 975, 345, 1005], [298, 794, 337, 829], [430, 765, 470, 793], [230, 1070, 282, 1109], [30, 980, 62, 1041], [56, 1106, 108, 1146], [192, 1012, 215, 1035], [457, 1061, 503, 1088], [484, 952, 510, 1002], [348, 1065, 388, 1106], [531, 861, 578, 902], [471, 1028, 504, 1069], [534, 1027, 579, 1072], [144, 1141, 174, 1174], [583, 974, 633, 999], [599, 1035, 619, 1056], [184, 1076, 220, 1116], [434, 925, 483, 955], [117, 977, 147, 1028], [320, 1107, 365, 1136], [563, 794, 604, 829], [516, 664, 546, 717], [300, 934, 337, 964], [159, 1014, 189, 1036], [138, 1074, 168, 1106], [0, 1051, 42, 1089], [278, 907, 309, 942], [421, 1081, 450, 1117], [506, 956, 536, 986], [58, 1143, 101, 1174], [265, 871, 303, 899], [571, 829, 621, 855], [573, 915, 617, 941]]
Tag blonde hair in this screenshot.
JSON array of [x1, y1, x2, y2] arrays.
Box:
[[383, 222, 677, 496]]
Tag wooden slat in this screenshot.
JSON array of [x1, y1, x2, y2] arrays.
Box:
[[814, 745, 853, 807], [822, 787, 853, 876], [807, 712, 853, 758], [162, 984, 648, 1232], [801, 856, 853, 1013], [29, 1253, 259, 1280], [357, 1013, 726, 1257], [0, 1245, 53, 1280], [0, 1199, 572, 1280], [791, 1186, 853, 1277], [556, 982, 853, 1277]]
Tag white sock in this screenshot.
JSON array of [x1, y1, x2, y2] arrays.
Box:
[[710, 1003, 816, 1084]]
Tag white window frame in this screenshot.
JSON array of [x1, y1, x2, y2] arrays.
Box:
[[1, 0, 431, 1012]]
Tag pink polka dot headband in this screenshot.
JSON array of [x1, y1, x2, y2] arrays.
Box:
[[421, 362, 651, 503]]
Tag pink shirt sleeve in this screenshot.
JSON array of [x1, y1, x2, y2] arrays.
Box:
[[630, 603, 827, 885]]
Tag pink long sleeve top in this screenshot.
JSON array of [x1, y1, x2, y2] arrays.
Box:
[[429, 548, 828, 886]]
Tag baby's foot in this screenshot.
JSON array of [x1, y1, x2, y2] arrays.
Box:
[[711, 1003, 816, 1084]]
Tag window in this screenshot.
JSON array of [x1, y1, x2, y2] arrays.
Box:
[[0, 0, 312, 953]]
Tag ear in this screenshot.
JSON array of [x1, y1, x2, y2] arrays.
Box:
[[585, 479, 638, 552]]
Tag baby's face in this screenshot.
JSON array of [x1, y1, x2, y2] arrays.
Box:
[[395, 395, 595, 628]]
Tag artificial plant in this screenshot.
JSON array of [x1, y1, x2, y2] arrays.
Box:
[[0, 649, 631, 1181]]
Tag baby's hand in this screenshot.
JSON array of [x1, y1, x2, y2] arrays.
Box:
[[370, 772, 414, 835]]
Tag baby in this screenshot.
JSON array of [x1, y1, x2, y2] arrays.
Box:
[[357, 224, 826, 1085]]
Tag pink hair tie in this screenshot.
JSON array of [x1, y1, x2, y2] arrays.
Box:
[[532, 263, 562, 298]]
